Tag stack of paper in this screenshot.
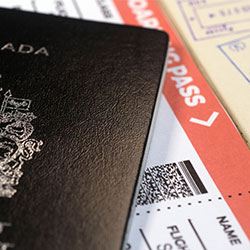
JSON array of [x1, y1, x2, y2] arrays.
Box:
[[159, 0, 250, 148]]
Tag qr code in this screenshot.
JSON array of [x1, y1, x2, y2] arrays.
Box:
[[137, 160, 207, 206]]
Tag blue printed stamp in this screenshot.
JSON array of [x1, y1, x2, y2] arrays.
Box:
[[178, 0, 250, 40], [218, 34, 250, 83]]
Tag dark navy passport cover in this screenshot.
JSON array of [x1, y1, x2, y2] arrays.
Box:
[[0, 8, 169, 250]]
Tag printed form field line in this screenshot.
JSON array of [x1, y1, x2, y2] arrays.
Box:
[[139, 228, 153, 250], [71, 0, 83, 18], [188, 219, 207, 250]]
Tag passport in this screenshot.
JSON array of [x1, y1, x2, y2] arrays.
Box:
[[0, 8, 169, 250]]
